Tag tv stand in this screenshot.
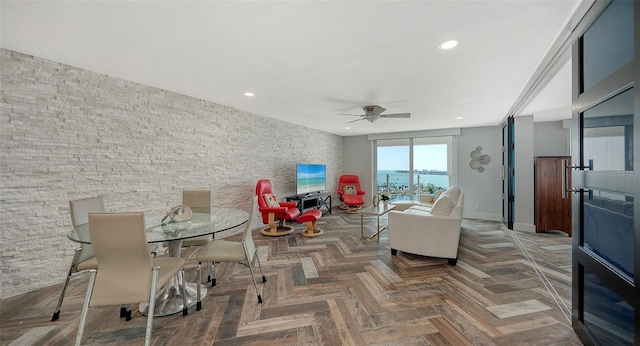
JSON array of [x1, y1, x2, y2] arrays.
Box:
[[286, 193, 332, 215]]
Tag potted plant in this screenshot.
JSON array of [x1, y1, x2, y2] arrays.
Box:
[[380, 194, 390, 207]]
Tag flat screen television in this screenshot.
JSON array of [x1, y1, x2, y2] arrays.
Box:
[[296, 163, 326, 196]]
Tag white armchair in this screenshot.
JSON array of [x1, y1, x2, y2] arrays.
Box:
[[388, 188, 464, 265]]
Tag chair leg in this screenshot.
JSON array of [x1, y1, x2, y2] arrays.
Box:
[[207, 262, 215, 285], [210, 262, 216, 287], [196, 262, 202, 311], [52, 249, 82, 321], [255, 251, 267, 284], [180, 269, 188, 316], [145, 268, 159, 346], [244, 250, 263, 304], [125, 304, 132, 321], [75, 270, 97, 346], [51, 269, 72, 321]]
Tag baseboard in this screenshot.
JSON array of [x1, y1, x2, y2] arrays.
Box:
[[513, 222, 536, 232]]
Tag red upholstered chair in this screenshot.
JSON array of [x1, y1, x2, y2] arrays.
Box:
[[256, 179, 300, 236], [337, 175, 365, 212]]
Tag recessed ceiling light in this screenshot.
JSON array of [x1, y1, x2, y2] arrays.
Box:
[[456, 116, 464, 120], [345, 127, 350, 130], [244, 92, 254, 97], [440, 40, 458, 50]]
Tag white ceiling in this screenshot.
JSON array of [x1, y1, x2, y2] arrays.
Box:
[[1, 1, 582, 136]]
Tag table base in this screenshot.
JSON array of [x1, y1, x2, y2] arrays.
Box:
[[139, 281, 207, 316], [361, 214, 386, 241]]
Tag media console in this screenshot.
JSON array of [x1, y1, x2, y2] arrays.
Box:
[[286, 193, 332, 215]]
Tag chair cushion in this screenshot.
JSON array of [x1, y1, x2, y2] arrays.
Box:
[[441, 186, 460, 199], [404, 207, 431, 216], [298, 209, 322, 222], [181, 234, 212, 247], [342, 194, 364, 206], [409, 205, 432, 212], [431, 194, 457, 216], [197, 240, 246, 263], [342, 185, 357, 196], [263, 193, 280, 207], [75, 256, 98, 272]]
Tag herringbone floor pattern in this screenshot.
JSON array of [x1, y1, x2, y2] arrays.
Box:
[[1, 211, 581, 345]]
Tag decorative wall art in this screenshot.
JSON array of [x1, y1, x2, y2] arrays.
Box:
[[469, 146, 491, 172]]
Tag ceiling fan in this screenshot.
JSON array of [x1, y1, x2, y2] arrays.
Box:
[[340, 105, 411, 123]]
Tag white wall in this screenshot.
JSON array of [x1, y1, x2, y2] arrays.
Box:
[[514, 115, 535, 231], [342, 136, 373, 203], [534, 120, 570, 156], [456, 126, 503, 220], [0, 49, 344, 298]]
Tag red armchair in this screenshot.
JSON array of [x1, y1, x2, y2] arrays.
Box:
[[256, 179, 300, 236], [337, 175, 365, 212]]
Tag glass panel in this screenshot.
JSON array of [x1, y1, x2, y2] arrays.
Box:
[[583, 269, 634, 345], [582, 88, 634, 171], [376, 139, 409, 202], [413, 140, 449, 203], [582, 0, 634, 91], [583, 190, 634, 279]]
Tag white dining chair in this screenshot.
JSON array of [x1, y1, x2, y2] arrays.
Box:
[[75, 212, 187, 346], [52, 196, 159, 321], [51, 197, 103, 321], [180, 190, 213, 247], [195, 196, 266, 310]]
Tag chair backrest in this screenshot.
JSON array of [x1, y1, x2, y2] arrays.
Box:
[[242, 196, 258, 262], [183, 190, 211, 213], [88, 212, 153, 306], [337, 175, 362, 195], [255, 179, 273, 209], [70, 196, 105, 228], [69, 197, 105, 264]]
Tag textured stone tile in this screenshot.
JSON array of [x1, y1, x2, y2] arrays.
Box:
[[487, 299, 551, 318]]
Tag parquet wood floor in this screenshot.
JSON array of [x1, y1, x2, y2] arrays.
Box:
[[0, 211, 581, 345]]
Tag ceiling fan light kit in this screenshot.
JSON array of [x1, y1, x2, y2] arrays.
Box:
[[339, 105, 411, 124]]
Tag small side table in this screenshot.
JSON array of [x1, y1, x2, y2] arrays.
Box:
[[358, 204, 396, 241]]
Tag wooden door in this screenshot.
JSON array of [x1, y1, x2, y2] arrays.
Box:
[[534, 156, 571, 236]]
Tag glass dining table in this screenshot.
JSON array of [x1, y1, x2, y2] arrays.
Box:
[[67, 207, 249, 316]]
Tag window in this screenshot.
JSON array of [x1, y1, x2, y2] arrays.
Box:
[[375, 137, 452, 202]]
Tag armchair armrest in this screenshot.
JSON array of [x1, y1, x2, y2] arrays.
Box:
[[259, 206, 287, 213], [278, 201, 298, 209]]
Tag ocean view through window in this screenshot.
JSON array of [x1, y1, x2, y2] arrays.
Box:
[[376, 138, 451, 202]]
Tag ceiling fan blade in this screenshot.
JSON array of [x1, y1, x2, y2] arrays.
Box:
[[338, 113, 365, 117], [346, 118, 366, 124], [380, 112, 411, 118]]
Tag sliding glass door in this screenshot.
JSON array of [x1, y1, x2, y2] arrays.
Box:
[[571, 1, 639, 344], [413, 138, 450, 202], [376, 139, 410, 200], [376, 137, 452, 202]]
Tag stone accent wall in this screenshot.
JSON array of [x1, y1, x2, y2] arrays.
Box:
[[0, 49, 343, 298]]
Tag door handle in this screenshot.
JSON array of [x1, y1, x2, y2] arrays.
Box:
[[566, 159, 593, 171], [562, 159, 593, 199], [566, 187, 593, 200]]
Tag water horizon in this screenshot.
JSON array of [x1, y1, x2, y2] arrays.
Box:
[[377, 170, 449, 191]]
